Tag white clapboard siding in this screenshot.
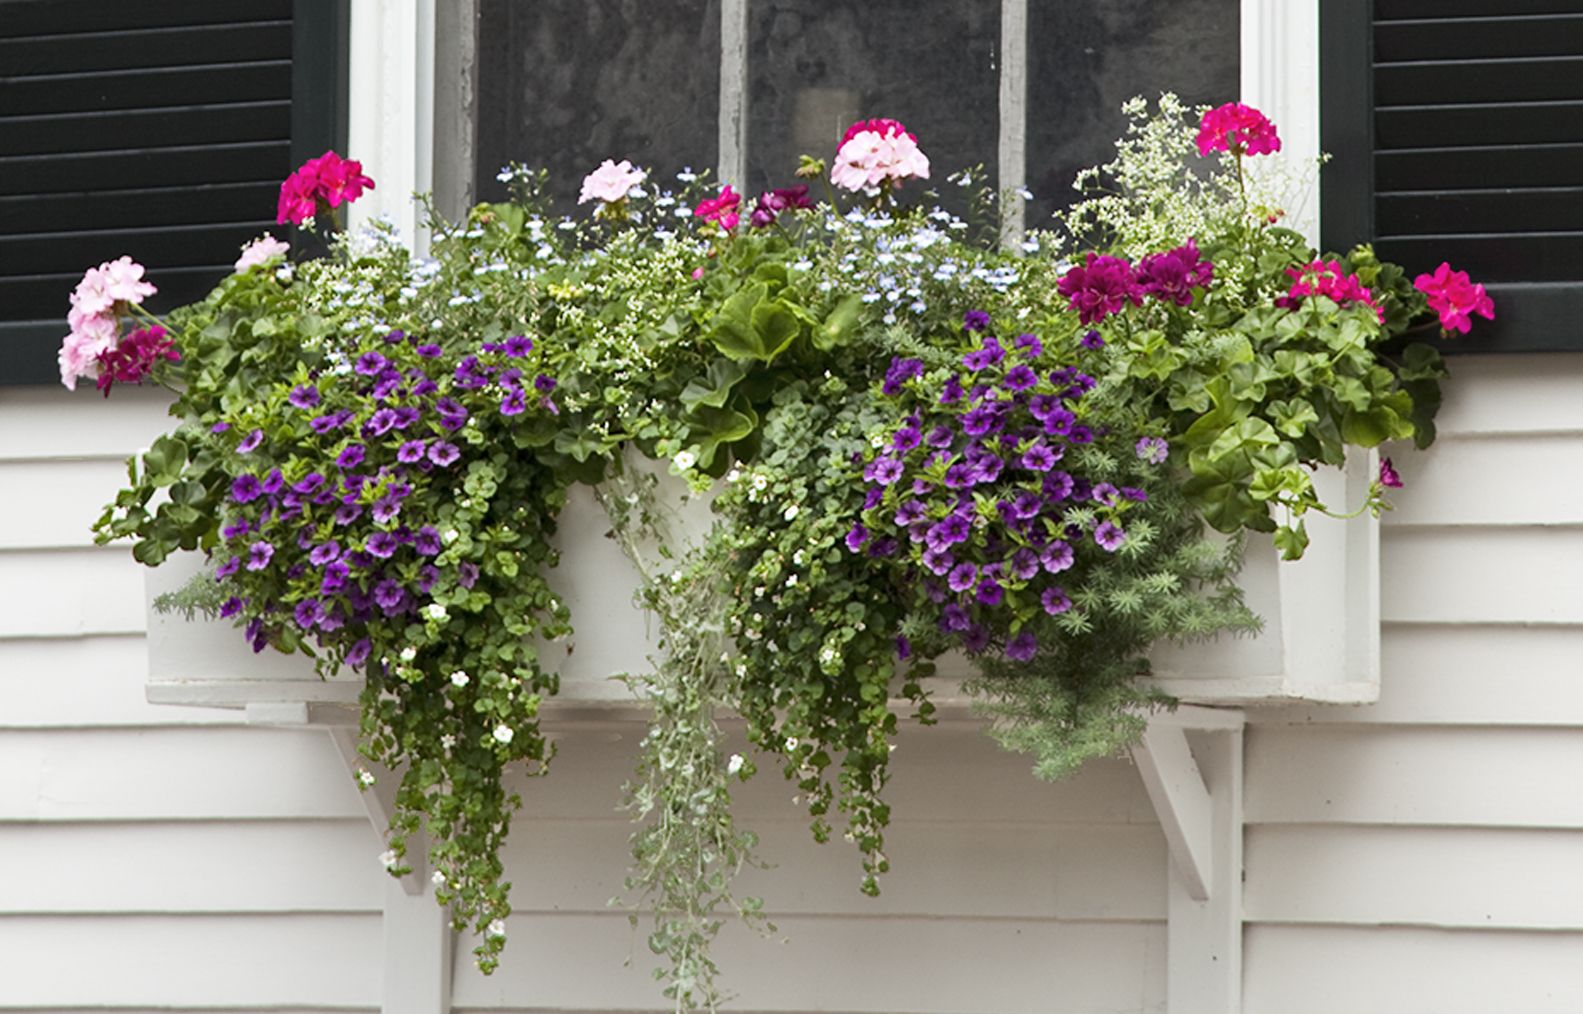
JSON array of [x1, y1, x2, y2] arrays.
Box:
[[0, 386, 173, 461], [1244, 926, 1583, 1014], [1245, 825, 1583, 930], [452, 914, 1167, 1014], [1379, 528, 1583, 626], [0, 727, 367, 821], [1383, 433, 1583, 528], [1248, 624, 1583, 726], [1430, 353, 1583, 436], [0, 458, 136, 549], [0, 914, 382, 1008], [0, 547, 148, 638], [0, 635, 232, 727]]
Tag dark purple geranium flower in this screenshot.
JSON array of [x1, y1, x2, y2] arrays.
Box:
[[1137, 239, 1213, 306], [1058, 253, 1143, 325]]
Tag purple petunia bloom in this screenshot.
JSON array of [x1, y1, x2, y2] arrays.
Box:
[[309, 541, 342, 566], [863, 486, 884, 510], [365, 408, 399, 436], [333, 503, 364, 526], [211, 421, 231, 433], [1069, 425, 1094, 445], [1005, 631, 1038, 661], [288, 385, 320, 409], [534, 374, 556, 394], [1021, 444, 1057, 472], [215, 556, 242, 580], [505, 335, 534, 357], [922, 545, 954, 575], [939, 376, 964, 405], [397, 440, 427, 463], [1041, 586, 1072, 615], [1043, 471, 1075, 502], [1080, 329, 1106, 351], [318, 609, 345, 632], [963, 310, 991, 332], [894, 634, 911, 660], [355, 351, 388, 376], [927, 514, 971, 550], [1122, 487, 1149, 502], [293, 473, 325, 496], [245, 541, 274, 571], [962, 624, 991, 654], [366, 532, 399, 558], [415, 343, 442, 358], [975, 579, 1003, 606], [384, 330, 407, 345], [237, 428, 264, 453], [408, 527, 438, 557], [881, 356, 925, 396], [1135, 436, 1169, 464], [373, 580, 406, 613], [1009, 548, 1040, 580], [457, 561, 480, 588], [947, 562, 979, 593], [260, 469, 284, 496], [941, 603, 971, 631], [1091, 482, 1120, 506], [309, 413, 343, 434], [222, 517, 251, 540], [894, 500, 926, 526], [371, 497, 401, 525], [1002, 364, 1038, 392], [293, 598, 323, 628], [219, 596, 243, 618], [1028, 393, 1061, 422], [500, 391, 527, 416], [892, 426, 922, 452], [346, 639, 372, 667], [962, 342, 1005, 372], [231, 474, 262, 503], [867, 537, 899, 558], [418, 565, 441, 593], [925, 425, 954, 449], [435, 398, 468, 431], [337, 445, 366, 469], [427, 441, 460, 467], [1015, 333, 1044, 358], [845, 523, 869, 552], [1095, 521, 1127, 552], [1041, 540, 1075, 574], [961, 406, 1000, 437], [320, 561, 350, 593]]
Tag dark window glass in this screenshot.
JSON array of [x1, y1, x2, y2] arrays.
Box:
[[746, 0, 1000, 204], [1025, 0, 1239, 228], [474, 0, 721, 212]]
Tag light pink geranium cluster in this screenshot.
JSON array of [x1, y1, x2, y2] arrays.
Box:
[[1276, 260, 1385, 323], [235, 233, 290, 272], [578, 159, 646, 205], [276, 151, 374, 226], [1413, 261, 1495, 335], [58, 256, 158, 391], [1195, 102, 1281, 158], [830, 117, 930, 192]]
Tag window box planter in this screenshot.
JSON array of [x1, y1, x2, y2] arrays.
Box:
[[146, 449, 1380, 721]]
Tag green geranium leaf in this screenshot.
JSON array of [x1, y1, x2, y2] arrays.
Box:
[[680, 359, 749, 412], [813, 295, 862, 351]]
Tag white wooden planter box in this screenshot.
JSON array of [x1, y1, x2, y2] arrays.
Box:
[[145, 450, 1380, 719]]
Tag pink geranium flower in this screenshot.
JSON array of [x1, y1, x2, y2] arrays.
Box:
[[101, 255, 157, 305], [578, 159, 647, 204], [276, 151, 375, 225], [235, 234, 291, 272], [1413, 261, 1495, 335], [831, 118, 930, 192], [1276, 259, 1384, 323], [1196, 102, 1281, 158], [57, 321, 117, 392], [694, 185, 742, 231]]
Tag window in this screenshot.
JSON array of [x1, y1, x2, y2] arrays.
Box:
[[0, 0, 347, 386], [1321, 0, 1583, 352]]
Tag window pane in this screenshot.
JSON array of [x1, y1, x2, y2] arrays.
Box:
[[474, 0, 721, 211], [1025, 0, 1239, 227], [746, 0, 1000, 203]]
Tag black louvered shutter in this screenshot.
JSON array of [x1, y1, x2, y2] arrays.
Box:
[[0, 0, 347, 385], [1322, 0, 1583, 352]]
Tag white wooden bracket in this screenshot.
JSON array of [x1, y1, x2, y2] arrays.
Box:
[[327, 728, 455, 1014], [1131, 705, 1244, 1014]]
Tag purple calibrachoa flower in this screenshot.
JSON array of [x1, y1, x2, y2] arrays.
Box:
[[222, 517, 251, 539], [320, 561, 350, 593], [534, 374, 556, 393], [260, 469, 284, 495], [237, 428, 264, 453], [895, 500, 926, 526], [293, 473, 325, 495], [1135, 436, 1169, 464], [435, 398, 468, 431], [505, 335, 534, 357], [397, 440, 427, 464], [373, 580, 405, 613], [865, 457, 903, 485], [215, 556, 242, 580], [927, 514, 970, 549], [1095, 521, 1127, 552], [963, 310, 991, 332], [892, 426, 922, 452], [333, 503, 363, 526], [1041, 586, 1072, 615], [975, 579, 1003, 606], [309, 541, 342, 566], [415, 343, 442, 358], [220, 596, 243, 617], [1002, 364, 1038, 392], [845, 523, 869, 552], [1021, 444, 1057, 472], [365, 408, 399, 436], [1040, 540, 1075, 574], [1009, 548, 1040, 580], [925, 425, 954, 448], [310, 412, 344, 434], [941, 603, 971, 631], [500, 391, 527, 416], [371, 497, 401, 524], [245, 541, 274, 570], [1005, 631, 1038, 661], [1044, 471, 1075, 501], [288, 385, 320, 409], [1080, 329, 1106, 351], [947, 562, 979, 593], [1091, 482, 1120, 505], [1015, 333, 1043, 357], [922, 546, 954, 575], [939, 376, 964, 404], [414, 526, 442, 555], [391, 407, 420, 430], [355, 351, 387, 376], [894, 634, 912, 660], [962, 624, 991, 653], [457, 561, 480, 588], [337, 444, 366, 469], [427, 441, 460, 467], [294, 598, 323, 628], [346, 639, 372, 667], [881, 356, 924, 396], [962, 340, 1005, 372], [366, 532, 399, 558], [231, 474, 262, 503]]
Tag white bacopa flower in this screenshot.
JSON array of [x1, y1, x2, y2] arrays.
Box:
[[783, 504, 800, 521], [785, 574, 798, 587], [493, 725, 514, 745], [726, 754, 745, 776], [425, 603, 448, 622], [379, 850, 400, 870], [673, 449, 697, 471], [356, 769, 375, 787], [431, 870, 447, 886], [399, 646, 417, 662], [440, 734, 457, 750], [785, 736, 800, 751], [450, 670, 470, 687], [443, 528, 460, 544], [487, 918, 507, 938]]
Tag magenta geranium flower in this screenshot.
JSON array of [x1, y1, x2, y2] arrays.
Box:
[[748, 185, 814, 228], [1057, 253, 1142, 325], [694, 185, 742, 231], [276, 151, 375, 226], [1413, 262, 1495, 335], [1137, 240, 1214, 306], [1196, 102, 1281, 158], [1379, 457, 1404, 489], [1276, 260, 1385, 323]]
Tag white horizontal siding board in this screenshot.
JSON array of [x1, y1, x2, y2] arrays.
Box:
[[512, 724, 1158, 825], [1430, 354, 1583, 437], [1245, 725, 1583, 827], [1383, 434, 1583, 529], [1246, 825, 1583, 930], [0, 913, 381, 1007], [0, 386, 173, 461], [0, 636, 235, 727], [1244, 925, 1583, 1014], [453, 914, 1166, 1014], [0, 459, 138, 550], [0, 727, 366, 821], [1249, 624, 1583, 727], [1, 819, 384, 915], [0, 547, 146, 638], [503, 818, 1165, 921], [1379, 529, 1583, 625]]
